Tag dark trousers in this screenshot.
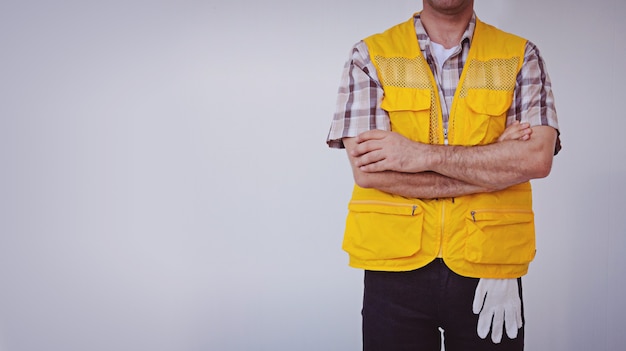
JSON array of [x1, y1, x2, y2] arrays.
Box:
[[362, 259, 524, 351]]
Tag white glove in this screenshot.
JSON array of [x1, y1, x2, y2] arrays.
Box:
[[472, 278, 523, 344]]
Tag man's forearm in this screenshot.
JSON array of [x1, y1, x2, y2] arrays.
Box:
[[355, 170, 494, 199], [430, 127, 556, 189], [345, 136, 493, 198], [352, 126, 557, 191]]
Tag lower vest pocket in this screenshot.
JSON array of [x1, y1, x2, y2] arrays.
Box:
[[343, 201, 424, 261], [464, 209, 535, 265]]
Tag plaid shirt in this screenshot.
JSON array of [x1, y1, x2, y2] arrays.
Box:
[[327, 13, 561, 154]]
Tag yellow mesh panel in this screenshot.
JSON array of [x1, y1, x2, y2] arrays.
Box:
[[459, 58, 520, 97], [374, 56, 432, 89], [374, 56, 439, 144]]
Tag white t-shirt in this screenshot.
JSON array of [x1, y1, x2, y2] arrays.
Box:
[[430, 41, 459, 71]]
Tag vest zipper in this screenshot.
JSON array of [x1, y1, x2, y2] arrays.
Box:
[[439, 200, 446, 257], [443, 128, 449, 145]]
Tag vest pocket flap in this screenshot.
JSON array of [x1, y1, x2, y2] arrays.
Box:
[[467, 209, 533, 224], [464, 209, 535, 265], [466, 89, 513, 116], [343, 201, 424, 260], [380, 87, 431, 112], [348, 201, 422, 216]]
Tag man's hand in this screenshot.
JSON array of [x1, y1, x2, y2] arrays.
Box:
[[350, 130, 434, 173], [498, 121, 532, 142]]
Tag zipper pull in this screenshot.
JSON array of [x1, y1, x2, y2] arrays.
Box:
[[471, 211, 476, 222], [412, 205, 418, 216], [443, 128, 449, 145]]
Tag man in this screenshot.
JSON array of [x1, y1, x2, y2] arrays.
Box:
[[326, 1, 561, 350]]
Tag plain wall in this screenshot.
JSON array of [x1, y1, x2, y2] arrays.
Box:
[[1, 0, 624, 350]]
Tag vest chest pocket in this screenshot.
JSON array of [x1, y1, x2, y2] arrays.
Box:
[[464, 209, 535, 265], [381, 87, 432, 142], [343, 201, 424, 261], [460, 89, 513, 145]]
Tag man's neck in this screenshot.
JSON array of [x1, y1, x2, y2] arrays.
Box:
[[420, 3, 473, 49]]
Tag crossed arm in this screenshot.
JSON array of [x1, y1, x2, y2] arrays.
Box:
[[344, 122, 557, 199]]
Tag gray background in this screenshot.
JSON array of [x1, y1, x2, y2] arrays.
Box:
[[1, 0, 624, 350]]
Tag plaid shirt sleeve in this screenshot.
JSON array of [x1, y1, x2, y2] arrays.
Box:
[[326, 41, 390, 149], [510, 41, 562, 154]]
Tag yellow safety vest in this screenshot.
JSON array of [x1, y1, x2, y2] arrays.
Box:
[[343, 16, 534, 279]]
